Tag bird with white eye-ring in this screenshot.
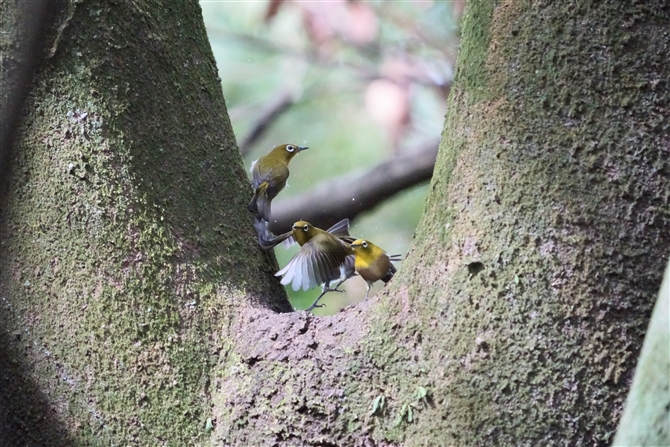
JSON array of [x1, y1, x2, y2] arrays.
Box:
[[248, 143, 309, 222], [350, 239, 401, 300]]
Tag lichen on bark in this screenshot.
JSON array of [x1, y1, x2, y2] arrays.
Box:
[[383, 1, 670, 445]]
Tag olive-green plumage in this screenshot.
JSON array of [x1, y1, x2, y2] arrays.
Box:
[[248, 143, 308, 222], [350, 239, 400, 300], [275, 220, 355, 293]]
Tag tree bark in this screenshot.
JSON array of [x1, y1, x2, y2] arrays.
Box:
[[212, 1, 670, 446], [0, 0, 60, 197], [0, 0, 289, 445], [2, 1, 670, 446], [387, 1, 670, 444]]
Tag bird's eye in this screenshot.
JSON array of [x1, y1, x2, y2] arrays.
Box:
[[362, 241, 368, 248], [303, 225, 309, 232], [286, 145, 295, 152]]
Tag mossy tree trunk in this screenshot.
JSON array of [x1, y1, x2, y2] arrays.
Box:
[[2, 1, 669, 446], [0, 0, 289, 445], [387, 1, 670, 444], [211, 1, 670, 446]]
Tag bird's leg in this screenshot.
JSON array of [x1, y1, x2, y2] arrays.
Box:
[[305, 288, 330, 312], [364, 283, 371, 300], [323, 278, 347, 293]]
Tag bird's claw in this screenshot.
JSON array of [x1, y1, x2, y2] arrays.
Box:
[[323, 287, 344, 294], [305, 303, 326, 312]]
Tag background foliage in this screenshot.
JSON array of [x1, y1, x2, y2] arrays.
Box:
[[201, 0, 462, 312]]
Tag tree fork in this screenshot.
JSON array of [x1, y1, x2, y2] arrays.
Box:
[[213, 1, 670, 445], [0, 0, 668, 446]]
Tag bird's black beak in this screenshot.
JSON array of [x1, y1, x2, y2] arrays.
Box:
[[297, 146, 309, 151]]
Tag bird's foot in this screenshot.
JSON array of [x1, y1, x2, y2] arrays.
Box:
[[305, 302, 326, 312], [323, 278, 347, 294], [305, 290, 329, 312]]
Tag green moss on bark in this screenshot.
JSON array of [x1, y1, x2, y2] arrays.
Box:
[[456, 0, 497, 102], [0, 0, 289, 445], [375, 1, 670, 445], [209, 2, 670, 445], [3, 1, 669, 446]]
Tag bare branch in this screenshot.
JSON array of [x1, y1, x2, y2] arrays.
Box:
[[237, 89, 296, 156], [269, 138, 439, 232]]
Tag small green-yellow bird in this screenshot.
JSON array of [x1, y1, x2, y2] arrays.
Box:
[[350, 239, 401, 300], [274, 219, 355, 311], [248, 143, 309, 222]]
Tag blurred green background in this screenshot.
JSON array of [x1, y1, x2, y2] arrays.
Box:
[[201, 0, 461, 314]]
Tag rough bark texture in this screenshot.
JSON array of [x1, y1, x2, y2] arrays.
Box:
[[394, 0, 670, 444], [613, 260, 670, 446], [0, 1, 289, 445], [2, 1, 669, 446], [0, 0, 60, 196], [211, 1, 670, 446]]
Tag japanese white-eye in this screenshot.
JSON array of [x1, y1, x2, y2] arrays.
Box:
[[274, 219, 356, 311], [248, 143, 308, 222], [350, 239, 401, 300]]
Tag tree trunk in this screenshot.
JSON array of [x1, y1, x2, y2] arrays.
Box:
[[2, 1, 669, 446], [0, 0, 289, 445], [212, 1, 670, 446], [390, 1, 670, 444]]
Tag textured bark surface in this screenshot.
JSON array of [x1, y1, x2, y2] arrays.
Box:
[[211, 2, 670, 446], [391, 1, 670, 445], [0, 0, 289, 445], [2, 1, 669, 446], [0, 0, 60, 196]]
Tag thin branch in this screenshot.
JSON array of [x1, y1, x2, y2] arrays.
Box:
[[237, 89, 297, 156], [269, 138, 439, 232], [207, 27, 379, 78]]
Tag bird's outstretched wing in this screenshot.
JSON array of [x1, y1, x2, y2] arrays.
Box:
[[276, 236, 353, 291]]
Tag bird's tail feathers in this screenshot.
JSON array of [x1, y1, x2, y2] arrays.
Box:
[[326, 218, 351, 237], [381, 259, 400, 284], [256, 183, 272, 222], [253, 217, 292, 250], [247, 193, 258, 215], [248, 182, 271, 221]]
